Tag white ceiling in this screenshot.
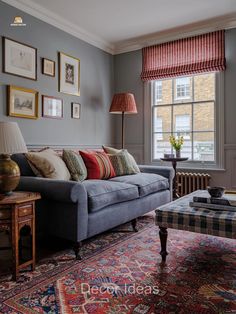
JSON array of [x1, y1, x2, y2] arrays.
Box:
[[3, 0, 236, 54]]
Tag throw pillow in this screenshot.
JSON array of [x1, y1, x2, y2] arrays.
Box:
[[63, 150, 87, 182], [25, 148, 71, 180], [80, 151, 115, 179], [108, 151, 138, 176], [102, 145, 140, 173]]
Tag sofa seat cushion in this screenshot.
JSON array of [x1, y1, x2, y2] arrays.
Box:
[[109, 173, 169, 197], [82, 180, 139, 212]]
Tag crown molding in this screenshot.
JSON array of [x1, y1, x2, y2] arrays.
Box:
[[2, 0, 236, 55], [1, 0, 115, 54], [114, 13, 236, 55]]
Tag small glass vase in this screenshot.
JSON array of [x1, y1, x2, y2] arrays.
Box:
[[175, 149, 181, 158]]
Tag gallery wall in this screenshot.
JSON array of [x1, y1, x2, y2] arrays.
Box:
[[0, 1, 115, 148], [114, 29, 236, 189]]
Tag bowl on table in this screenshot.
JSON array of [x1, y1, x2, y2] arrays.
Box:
[[207, 186, 225, 198]]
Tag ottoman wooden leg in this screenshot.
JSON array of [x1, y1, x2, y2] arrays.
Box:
[[159, 227, 168, 262]]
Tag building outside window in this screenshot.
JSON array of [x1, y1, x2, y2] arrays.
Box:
[[152, 73, 216, 162], [175, 114, 190, 139], [155, 81, 162, 102], [175, 77, 191, 100], [154, 116, 163, 140]]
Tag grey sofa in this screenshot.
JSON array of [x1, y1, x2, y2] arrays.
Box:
[[12, 154, 174, 259]]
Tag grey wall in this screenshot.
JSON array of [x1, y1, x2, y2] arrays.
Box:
[[114, 50, 144, 161], [0, 1, 115, 148], [114, 29, 236, 188]]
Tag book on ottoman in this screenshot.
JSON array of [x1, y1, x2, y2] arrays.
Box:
[[190, 191, 236, 212]]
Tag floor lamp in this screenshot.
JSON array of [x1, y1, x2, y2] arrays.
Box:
[[109, 93, 137, 149]]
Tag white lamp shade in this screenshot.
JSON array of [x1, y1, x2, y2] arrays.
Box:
[[0, 121, 27, 154]]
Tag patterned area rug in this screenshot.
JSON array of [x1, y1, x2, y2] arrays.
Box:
[[0, 213, 235, 314]]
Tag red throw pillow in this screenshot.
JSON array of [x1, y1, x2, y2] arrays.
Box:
[[80, 151, 115, 179]]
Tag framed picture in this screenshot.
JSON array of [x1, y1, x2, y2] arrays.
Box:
[[42, 95, 63, 119], [59, 52, 80, 96], [72, 102, 81, 119], [7, 85, 38, 119], [3, 37, 37, 80], [42, 58, 55, 77]]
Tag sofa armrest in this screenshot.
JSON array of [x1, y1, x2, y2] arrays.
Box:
[[138, 165, 175, 181], [17, 176, 87, 205]]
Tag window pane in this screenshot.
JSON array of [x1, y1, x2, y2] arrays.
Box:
[[153, 106, 171, 133], [173, 132, 192, 159], [194, 73, 215, 101], [193, 102, 214, 131], [154, 79, 172, 105], [174, 76, 192, 103], [153, 133, 172, 159], [173, 105, 191, 139], [193, 132, 215, 161]]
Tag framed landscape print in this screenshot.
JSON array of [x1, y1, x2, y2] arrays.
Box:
[[42, 95, 63, 119], [72, 102, 81, 119], [59, 52, 80, 96], [42, 58, 55, 77], [8, 85, 38, 119], [3, 37, 37, 80]]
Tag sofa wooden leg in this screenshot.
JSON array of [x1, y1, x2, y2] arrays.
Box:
[[73, 241, 82, 260], [131, 218, 138, 232]]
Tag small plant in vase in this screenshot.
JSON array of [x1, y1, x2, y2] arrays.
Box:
[[169, 135, 184, 158]]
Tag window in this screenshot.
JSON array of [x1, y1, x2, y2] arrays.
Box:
[[155, 81, 162, 102], [175, 77, 190, 100], [152, 73, 218, 163]]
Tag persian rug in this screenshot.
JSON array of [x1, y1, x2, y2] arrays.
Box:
[[0, 213, 235, 314]]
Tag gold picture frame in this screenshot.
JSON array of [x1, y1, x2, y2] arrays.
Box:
[[7, 85, 38, 119], [59, 52, 80, 96]]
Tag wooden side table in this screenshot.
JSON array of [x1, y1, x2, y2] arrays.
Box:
[[0, 192, 41, 280], [160, 157, 188, 199]]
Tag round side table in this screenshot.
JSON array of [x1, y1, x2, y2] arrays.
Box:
[[160, 157, 188, 199]]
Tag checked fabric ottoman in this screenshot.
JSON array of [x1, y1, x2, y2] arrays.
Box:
[[155, 190, 236, 262]]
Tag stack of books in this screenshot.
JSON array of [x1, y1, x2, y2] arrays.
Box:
[[189, 192, 236, 212]]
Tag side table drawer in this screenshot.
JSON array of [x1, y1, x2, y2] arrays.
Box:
[[18, 204, 33, 217], [0, 208, 11, 219]]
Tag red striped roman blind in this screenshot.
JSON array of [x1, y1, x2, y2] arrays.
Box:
[[141, 30, 226, 81]]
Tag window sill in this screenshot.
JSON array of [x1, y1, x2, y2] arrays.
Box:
[[152, 160, 225, 172]]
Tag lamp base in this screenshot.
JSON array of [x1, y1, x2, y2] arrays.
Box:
[[0, 154, 20, 195]]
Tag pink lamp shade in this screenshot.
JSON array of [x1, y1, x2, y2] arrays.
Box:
[[109, 93, 137, 114]]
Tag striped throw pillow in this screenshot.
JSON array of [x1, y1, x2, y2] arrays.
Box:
[[63, 150, 87, 182], [80, 151, 115, 179], [103, 146, 140, 173]]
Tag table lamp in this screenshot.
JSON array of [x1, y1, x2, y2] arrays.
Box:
[[109, 93, 137, 148], [0, 121, 27, 195]]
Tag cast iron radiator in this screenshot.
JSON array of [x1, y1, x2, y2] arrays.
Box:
[[176, 172, 211, 197]]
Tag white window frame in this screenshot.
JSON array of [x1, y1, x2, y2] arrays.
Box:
[[144, 72, 225, 170]]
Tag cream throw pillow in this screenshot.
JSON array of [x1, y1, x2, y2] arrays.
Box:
[[25, 148, 71, 180]]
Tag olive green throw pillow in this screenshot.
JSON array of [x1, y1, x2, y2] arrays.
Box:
[[103, 145, 140, 173], [108, 150, 139, 176], [62, 150, 87, 182]]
